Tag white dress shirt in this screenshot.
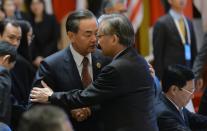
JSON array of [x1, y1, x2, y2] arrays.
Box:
[[70, 44, 93, 80]]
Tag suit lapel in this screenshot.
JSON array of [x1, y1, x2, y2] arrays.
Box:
[[162, 95, 188, 126], [63, 47, 83, 89], [167, 14, 183, 43], [92, 52, 102, 80]]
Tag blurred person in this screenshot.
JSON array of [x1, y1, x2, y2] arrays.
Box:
[[0, 8, 6, 21], [156, 64, 207, 131], [101, 0, 127, 15], [0, 41, 17, 126], [12, 20, 35, 107], [17, 20, 34, 62], [18, 105, 74, 131], [0, 122, 12, 131], [193, 33, 207, 115], [0, 19, 34, 130], [2, 0, 16, 19], [153, 0, 197, 80], [28, 0, 60, 67], [14, 0, 28, 20], [29, 10, 110, 131], [30, 13, 158, 131]]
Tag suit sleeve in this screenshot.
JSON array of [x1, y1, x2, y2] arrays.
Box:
[[49, 65, 121, 109], [28, 61, 56, 108], [193, 33, 207, 78], [185, 108, 207, 130], [157, 111, 192, 131], [0, 67, 11, 120], [32, 61, 56, 89], [153, 21, 166, 80]]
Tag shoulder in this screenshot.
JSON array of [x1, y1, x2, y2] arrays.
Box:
[[156, 14, 171, 25], [44, 47, 69, 64], [0, 66, 9, 76]]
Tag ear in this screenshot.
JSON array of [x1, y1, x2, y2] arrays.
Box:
[[2, 55, 10, 64], [170, 85, 178, 96], [112, 34, 119, 45], [67, 31, 75, 42]]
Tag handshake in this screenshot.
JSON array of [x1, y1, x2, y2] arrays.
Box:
[[70, 107, 91, 122]]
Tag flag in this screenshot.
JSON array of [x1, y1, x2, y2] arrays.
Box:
[[127, 0, 143, 32], [52, 0, 76, 23]]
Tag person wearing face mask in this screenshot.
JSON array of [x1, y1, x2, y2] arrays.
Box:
[[155, 64, 207, 131]]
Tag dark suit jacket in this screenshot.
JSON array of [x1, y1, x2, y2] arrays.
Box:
[[11, 54, 35, 106], [49, 47, 159, 131], [0, 66, 11, 124], [153, 14, 197, 79], [156, 94, 207, 131], [31, 46, 110, 131]]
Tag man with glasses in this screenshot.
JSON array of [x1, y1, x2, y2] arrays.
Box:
[[30, 13, 158, 131], [29, 10, 110, 131], [155, 64, 207, 131]]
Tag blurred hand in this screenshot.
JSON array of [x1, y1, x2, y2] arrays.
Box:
[[71, 107, 91, 122], [33, 56, 44, 67], [30, 80, 53, 103], [148, 63, 155, 78]]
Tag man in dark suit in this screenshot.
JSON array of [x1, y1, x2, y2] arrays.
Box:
[[153, 0, 197, 80], [30, 10, 109, 131], [156, 64, 207, 131], [30, 13, 158, 131], [0, 41, 17, 126]]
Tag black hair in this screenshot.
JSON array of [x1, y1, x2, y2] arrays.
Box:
[[65, 10, 96, 33], [161, 0, 171, 13], [0, 40, 17, 62], [162, 64, 194, 93], [17, 20, 32, 62]]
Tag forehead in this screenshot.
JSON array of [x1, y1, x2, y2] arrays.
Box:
[[4, 23, 21, 35], [78, 18, 98, 31]]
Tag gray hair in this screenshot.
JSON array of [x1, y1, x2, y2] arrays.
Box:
[[18, 105, 73, 131], [98, 13, 135, 47]]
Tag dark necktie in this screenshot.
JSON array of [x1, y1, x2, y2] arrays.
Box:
[[81, 57, 92, 88], [179, 109, 185, 121]]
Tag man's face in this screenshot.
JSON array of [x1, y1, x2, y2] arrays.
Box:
[[0, 23, 22, 47], [97, 22, 115, 57], [69, 18, 97, 56], [175, 79, 195, 107], [168, 0, 187, 11]]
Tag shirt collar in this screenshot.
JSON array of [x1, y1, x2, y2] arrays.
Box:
[[113, 48, 127, 60], [169, 9, 184, 20], [70, 44, 92, 66]]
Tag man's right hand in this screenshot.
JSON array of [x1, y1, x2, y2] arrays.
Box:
[[70, 107, 91, 122]]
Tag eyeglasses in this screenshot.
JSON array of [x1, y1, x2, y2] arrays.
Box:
[[181, 88, 195, 95], [96, 34, 106, 39]]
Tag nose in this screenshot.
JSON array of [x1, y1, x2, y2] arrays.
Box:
[[91, 34, 97, 42]]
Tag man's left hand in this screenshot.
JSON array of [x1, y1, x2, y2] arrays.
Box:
[[30, 80, 53, 103]]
